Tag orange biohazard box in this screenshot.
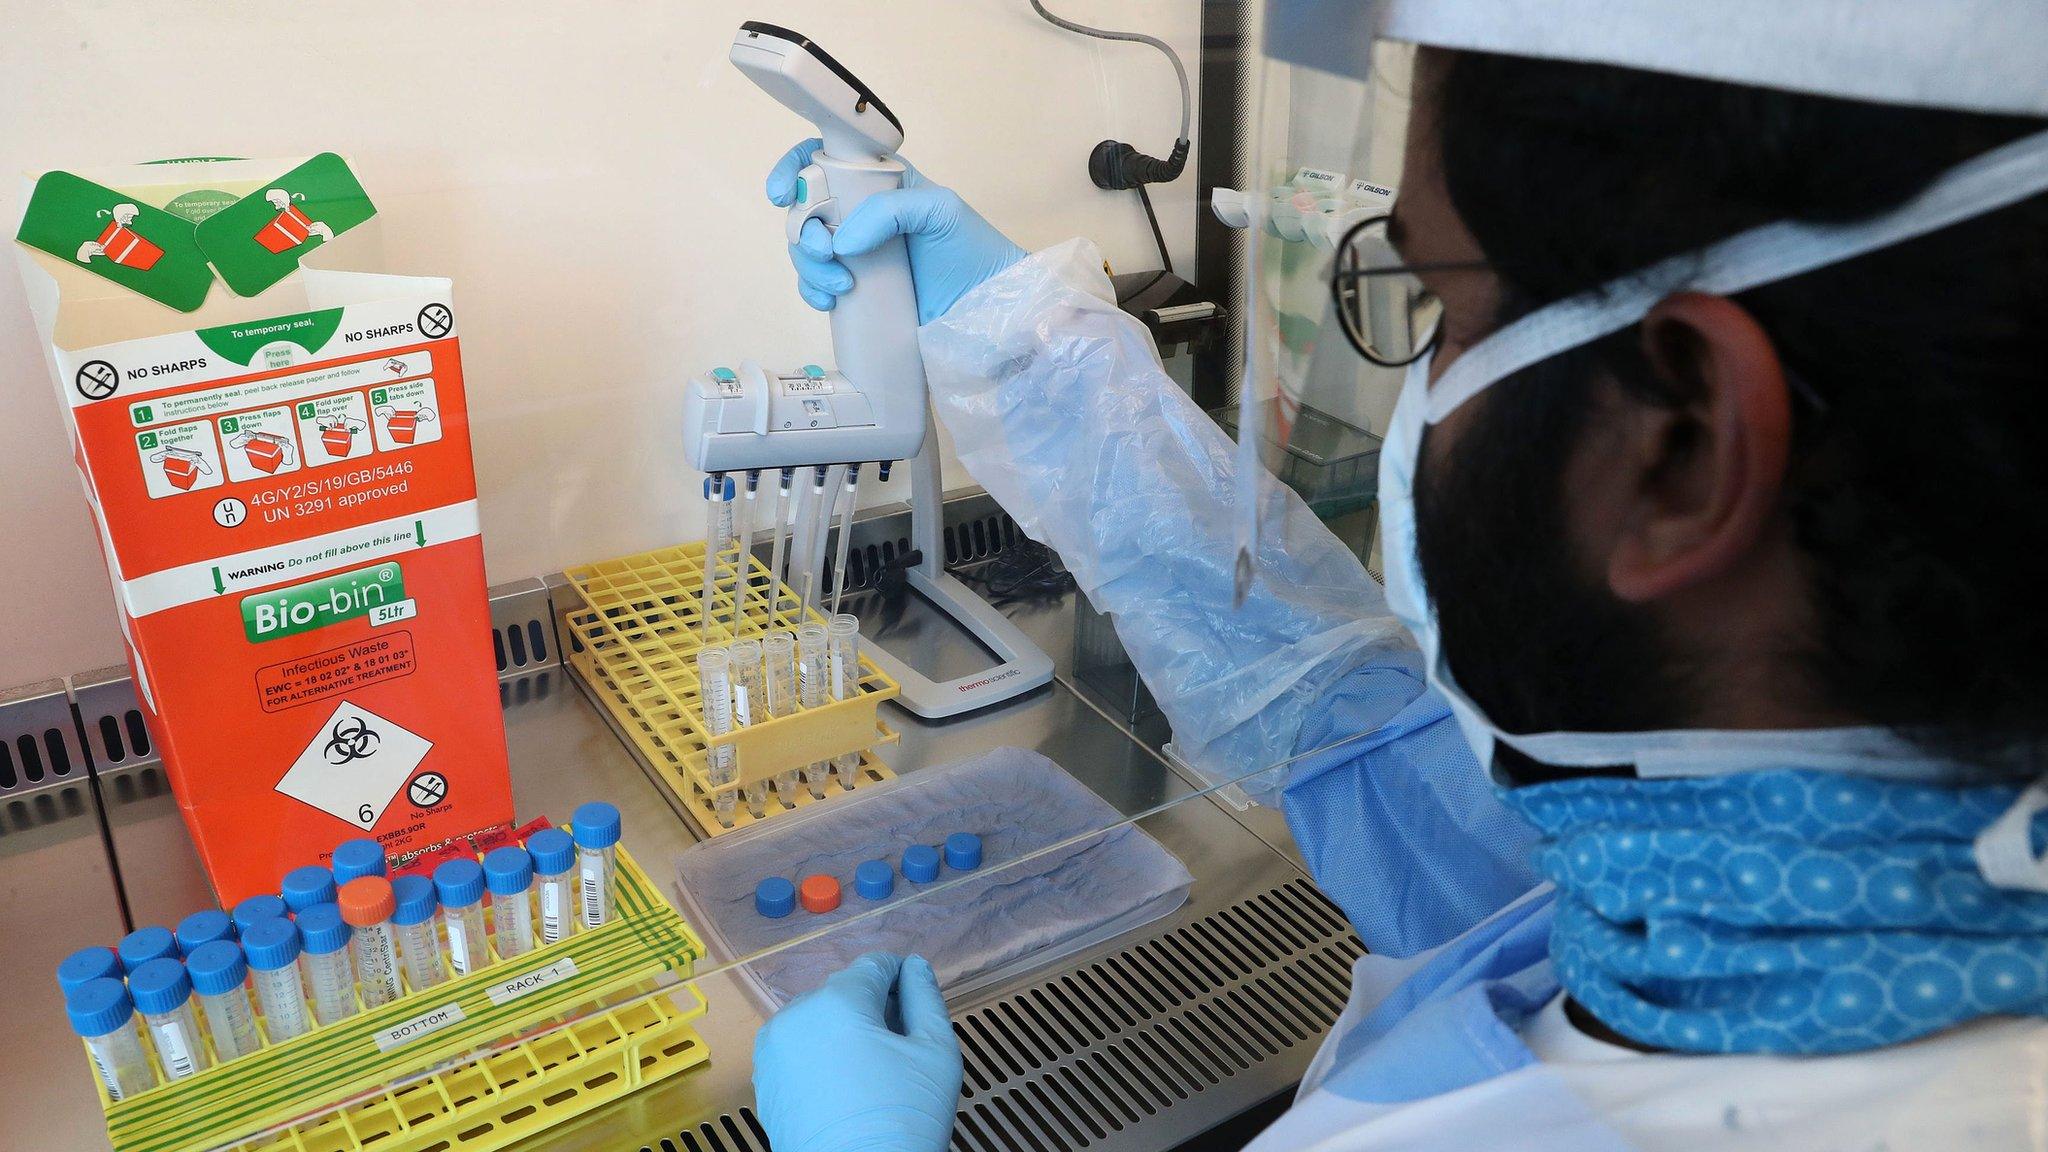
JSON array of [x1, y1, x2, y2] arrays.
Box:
[[13, 155, 513, 903]]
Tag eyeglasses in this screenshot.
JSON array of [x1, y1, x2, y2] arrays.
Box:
[[1330, 214, 1488, 367]]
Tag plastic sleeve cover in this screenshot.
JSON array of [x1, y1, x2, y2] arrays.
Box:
[[919, 238, 1413, 787]]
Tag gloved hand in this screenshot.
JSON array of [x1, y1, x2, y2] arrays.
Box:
[[767, 138, 1027, 324], [753, 952, 963, 1152]]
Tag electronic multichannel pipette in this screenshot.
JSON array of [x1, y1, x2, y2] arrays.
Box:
[[682, 22, 1052, 720]]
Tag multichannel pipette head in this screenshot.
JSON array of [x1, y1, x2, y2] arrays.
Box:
[[730, 22, 904, 162]]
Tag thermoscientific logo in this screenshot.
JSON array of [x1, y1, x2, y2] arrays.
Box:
[[241, 563, 405, 643]]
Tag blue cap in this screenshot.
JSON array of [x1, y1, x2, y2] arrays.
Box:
[[176, 909, 234, 953], [702, 475, 738, 500], [944, 833, 983, 872], [118, 926, 178, 969], [280, 866, 337, 913], [571, 802, 621, 850], [232, 895, 289, 933], [185, 940, 248, 997], [902, 844, 941, 884], [57, 946, 123, 994], [391, 875, 438, 927], [755, 877, 796, 918], [66, 978, 135, 1038], [434, 858, 486, 908], [855, 859, 895, 901], [526, 828, 575, 875], [331, 838, 389, 884], [295, 904, 352, 955], [127, 957, 193, 1015], [482, 846, 533, 895], [240, 917, 301, 971]]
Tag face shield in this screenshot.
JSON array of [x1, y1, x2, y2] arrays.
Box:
[[1229, 1, 1429, 601]]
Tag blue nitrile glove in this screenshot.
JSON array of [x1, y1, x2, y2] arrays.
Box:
[[753, 951, 963, 1152], [767, 138, 1027, 324]]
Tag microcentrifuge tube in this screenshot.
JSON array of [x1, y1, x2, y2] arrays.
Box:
[[339, 877, 404, 1009], [828, 614, 863, 790], [389, 875, 445, 991], [483, 846, 537, 960], [67, 978, 155, 1100], [185, 941, 262, 1062], [240, 917, 311, 1043], [764, 631, 800, 804], [572, 801, 622, 929], [797, 622, 829, 797], [434, 859, 490, 977], [295, 904, 358, 1026], [527, 829, 579, 945], [699, 647, 741, 827], [730, 637, 768, 818], [127, 958, 212, 1081]]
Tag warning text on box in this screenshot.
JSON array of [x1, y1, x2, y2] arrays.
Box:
[[256, 630, 417, 713]]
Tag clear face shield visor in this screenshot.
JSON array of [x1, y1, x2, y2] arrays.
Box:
[[1229, 3, 1431, 601]]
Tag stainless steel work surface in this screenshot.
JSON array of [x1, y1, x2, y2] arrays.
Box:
[[5, 505, 1357, 1152]]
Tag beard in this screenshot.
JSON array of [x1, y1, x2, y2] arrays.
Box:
[[1411, 347, 1689, 744]]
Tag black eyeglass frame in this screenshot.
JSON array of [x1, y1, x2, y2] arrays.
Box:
[[1330, 213, 1488, 367]]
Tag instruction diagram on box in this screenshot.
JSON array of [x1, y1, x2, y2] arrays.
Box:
[[371, 379, 441, 451], [135, 420, 225, 498], [253, 189, 333, 254], [295, 391, 372, 468], [275, 698, 433, 830], [219, 407, 302, 481]]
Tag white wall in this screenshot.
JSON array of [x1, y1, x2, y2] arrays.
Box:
[[0, 0, 1202, 687]]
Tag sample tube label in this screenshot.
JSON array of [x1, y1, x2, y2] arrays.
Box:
[[484, 958, 579, 1006], [581, 864, 606, 927], [541, 884, 562, 943], [447, 917, 473, 975], [154, 1021, 197, 1079], [373, 1002, 467, 1053], [87, 1047, 125, 1100]]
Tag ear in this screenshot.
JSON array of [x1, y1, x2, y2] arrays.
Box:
[[1607, 293, 1793, 602]]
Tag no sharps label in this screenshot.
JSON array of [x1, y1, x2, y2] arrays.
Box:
[[242, 562, 408, 642], [275, 699, 433, 829]]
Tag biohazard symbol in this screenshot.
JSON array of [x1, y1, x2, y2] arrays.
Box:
[[323, 716, 381, 765]]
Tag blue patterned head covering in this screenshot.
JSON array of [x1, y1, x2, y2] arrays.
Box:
[[1501, 770, 2048, 1053]]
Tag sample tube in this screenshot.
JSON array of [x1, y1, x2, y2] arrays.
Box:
[[572, 801, 621, 930], [702, 473, 736, 635], [127, 958, 211, 1081], [433, 859, 490, 977], [331, 838, 388, 885], [339, 877, 404, 1009], [828, 464, 860, 618], [729, 638, 770, 818], [828, 614, 863, 790], [737, 470, 762, 628], [796, 622, 829, 798], [118, 926, 178, 971], [526, 829, 579, 946], [240, 917, 311, 1043], [57, 945, 123, 997], [698, 647, 741, 827], [185, 941, 262, 1062], [67, 978, 155, 1101], [231, 895, 288, 935], [768, 468, 794, 622], [390, 875, 445, 991], [280, 865, 337, 914], [764, 631, 801, 803], [483, 846, 536, 960], [175, 909, 234, 956], [294, 904, 358, 1026]]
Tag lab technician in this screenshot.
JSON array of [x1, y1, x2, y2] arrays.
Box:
[[749, 3, 2048, 1148]]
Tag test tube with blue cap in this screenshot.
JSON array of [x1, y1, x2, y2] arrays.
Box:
[[435, 858, 490, 976], [390, 875, 445, 990], [572, 801, 622, 929], [68, 978, 155, 1100], [128, 957, 210, 1080], [527, 829, 578, 945], [295, 904, 358, 1025], [231, 894, 288, 934], [186, 941, 262, 1062], [175, 909, 234, 955], [331, 837, 388, 885], [280, 865, 337, 914], [484, 846, 537, 959], [240, 917, 312, 1043], [118, 926, 178, 970], [57, 945, 123, 997]]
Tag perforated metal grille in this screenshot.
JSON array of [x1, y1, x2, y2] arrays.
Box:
[[0, 680, 88, 797], [636, 878, 1361, 1152]]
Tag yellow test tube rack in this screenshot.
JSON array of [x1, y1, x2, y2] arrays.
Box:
[[562, 541, 901, 838]]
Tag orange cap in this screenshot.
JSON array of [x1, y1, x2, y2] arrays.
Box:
[[798, 874, 841, 914], [338, 876, 396, 926]]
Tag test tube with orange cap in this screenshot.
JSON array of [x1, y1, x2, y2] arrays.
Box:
[[338, 876, 405, 1009]]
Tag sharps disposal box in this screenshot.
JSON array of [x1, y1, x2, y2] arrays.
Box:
[[13, 155, 514, 903]]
